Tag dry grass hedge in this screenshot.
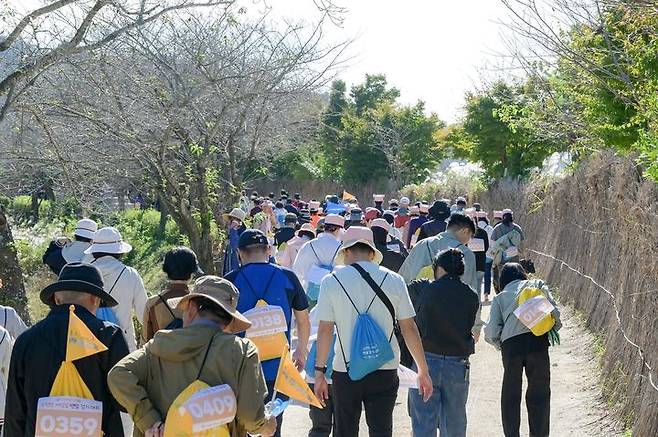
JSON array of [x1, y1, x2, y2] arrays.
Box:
[[481, 151, 658, 435]]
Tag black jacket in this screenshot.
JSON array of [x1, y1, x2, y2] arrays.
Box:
[[417, 219, 447, 241], [4, 304, 129, 437], [375, 243, 407, 273], [408, 276, 479, 357], [473, 227, 490, 271]]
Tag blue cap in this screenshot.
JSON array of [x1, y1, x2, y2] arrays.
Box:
[[238, 229, 269, 249]]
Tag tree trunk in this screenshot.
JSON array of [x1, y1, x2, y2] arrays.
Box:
[[30, 191, 40, 222], [157, 191, 168, 236], [0, 206, 31, 323]]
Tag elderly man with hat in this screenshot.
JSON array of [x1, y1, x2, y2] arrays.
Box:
[[226, 230, 310, 437], [4, 263, 129, 437], [42, 218, 97, 274], [293, 214, 345, 305], [312, 226, 433, 437], [406, 203, 429, 248], [86, 227, 148, 352], [223, 207, 247, 276], [108, 276, 277, 437], [308, 200, 322, 229], [491, 208, 525, 292], [394, 197, 412, 230]]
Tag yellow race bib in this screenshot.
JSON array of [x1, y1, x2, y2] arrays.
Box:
[[164, 381, 235, 437], [243, 299, 289, 361]]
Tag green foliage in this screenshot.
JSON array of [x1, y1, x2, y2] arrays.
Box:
[[317, 74, 445, 187], [455, 81, 561, 179]]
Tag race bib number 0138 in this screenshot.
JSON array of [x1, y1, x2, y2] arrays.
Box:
[[35, 396, 102, 437], [244, 305, 287, 338]]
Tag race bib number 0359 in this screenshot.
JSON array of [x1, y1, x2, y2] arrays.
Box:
[[35, 396, 102, 437], [244, 305, 287, 338]]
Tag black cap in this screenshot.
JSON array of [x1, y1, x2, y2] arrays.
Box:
[[41, 262, 118, 307], [238, 229, 269, 249], [285, 213, 298, 224], [163, 246, 203, 280]]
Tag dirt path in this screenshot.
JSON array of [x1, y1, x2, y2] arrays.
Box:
[[282, 304, 620, 436]]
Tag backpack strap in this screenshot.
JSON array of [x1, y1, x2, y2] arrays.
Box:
[[196, 334, 217, 380], [309, 243, 322, 264], [351, 264, 400, 339], [330, 273, 353, 370], [158, 295, 177, 319], [107, 266, 127, 295], [240, 268, 278, 302]]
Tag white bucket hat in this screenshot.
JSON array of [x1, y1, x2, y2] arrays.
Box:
[[336, 226, 383, 265], [324, 214, 345, 228], [85, 227, 133, 254], [74, 219, 98, 240], [399, 197, 411, 206]]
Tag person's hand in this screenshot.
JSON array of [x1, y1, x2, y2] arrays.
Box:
[[473, 330, 481, 343], [145, 421, 164, 437], [417, 370, 433, 402], [292, 347, 307, 371], [314, 373, 329, 407], [259, 416, 278, 437]]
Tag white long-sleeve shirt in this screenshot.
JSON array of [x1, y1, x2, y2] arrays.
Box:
[[91, 256, 148, 351], [0, 325, 13, 424], [0, 305, 27, 340], [293, 233, 342, 290]]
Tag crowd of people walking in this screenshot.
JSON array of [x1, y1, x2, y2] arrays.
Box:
[[0, 190, 562, 437]]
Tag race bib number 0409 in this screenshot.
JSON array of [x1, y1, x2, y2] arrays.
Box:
[[244, 305, 287, 338], [181, 385, 237, 433], [35, 396, 102, 437]]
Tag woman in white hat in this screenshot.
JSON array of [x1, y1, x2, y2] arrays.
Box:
[[85, 226, 148, 352], [222, 208, 247, 276]]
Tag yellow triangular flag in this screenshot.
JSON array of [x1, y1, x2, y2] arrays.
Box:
[[342, 190, 356, 201], [274, 344, 323, 409], [50, 361, 94, 399], [66, 305, 108, 362]]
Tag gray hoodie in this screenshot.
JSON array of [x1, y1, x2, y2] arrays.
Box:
[[485, 278, 562, 350]]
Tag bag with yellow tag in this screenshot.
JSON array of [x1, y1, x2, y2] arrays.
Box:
[[164, 335, 237, 437], [239, 271, 289, 362], [513, 280, 556, 337], [417, 243, 436, 280]]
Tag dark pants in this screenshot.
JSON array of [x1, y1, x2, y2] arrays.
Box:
[[308, 383, 335, 437], [266, 380, 289, 437], [484, 259, 493, 295], [501, 334, 551, 437], [332, 370, 399, 437]]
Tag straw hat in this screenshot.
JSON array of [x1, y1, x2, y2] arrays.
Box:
[[222, 208, 246, 222], [502, 208, 513, 216], [169, 276, 251, 334], [73, 219, 98, 240], [336, 226, 383, 265], [309, 201, 321, 212], [85, 227, 132, 254], [373, 194, 385, 202]]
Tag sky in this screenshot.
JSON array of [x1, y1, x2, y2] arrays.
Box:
[[266, 0, 511, 123], [7, 0, 512, 123]]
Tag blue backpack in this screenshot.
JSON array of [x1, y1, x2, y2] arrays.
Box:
[[95, 267, 125, 326], [305, 334, 337, 379], [306, 244, 339, 302], [333, 265, 398, 381]]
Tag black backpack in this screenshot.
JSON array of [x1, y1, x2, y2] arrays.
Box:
[[42, 237, 70, 275]]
